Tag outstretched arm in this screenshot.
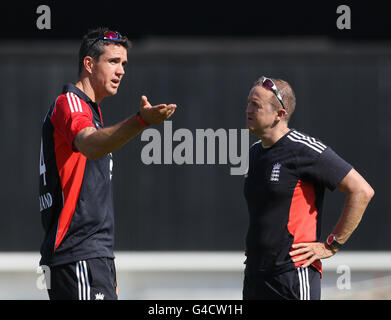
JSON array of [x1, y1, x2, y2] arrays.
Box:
[[74, 95, 176, 160]]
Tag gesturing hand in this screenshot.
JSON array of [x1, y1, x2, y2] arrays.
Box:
[[289, 242, 336, 268], [139, 95, 177, 125]]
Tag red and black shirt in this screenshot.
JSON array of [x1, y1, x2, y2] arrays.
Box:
[[39, 84, 114, 267], [244, 129, 352, 275]]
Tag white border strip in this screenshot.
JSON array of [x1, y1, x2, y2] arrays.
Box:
[[1, 252, 391, 272]]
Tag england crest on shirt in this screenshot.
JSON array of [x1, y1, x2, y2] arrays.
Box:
[[270, 163, 281, 182]]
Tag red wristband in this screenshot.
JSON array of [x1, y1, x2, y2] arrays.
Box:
[[136, 111, 149, 127]]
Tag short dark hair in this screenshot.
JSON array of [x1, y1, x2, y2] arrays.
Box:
[[78, 27, 131, 75]]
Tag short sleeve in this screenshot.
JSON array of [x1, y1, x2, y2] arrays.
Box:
[[51, 93, 94, 151], [298, 146, 353, 191]]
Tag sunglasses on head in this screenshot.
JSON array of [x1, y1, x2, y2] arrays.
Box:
[[86, 31, 123, 53], [101, 31, 123, 40], [261, 76, 286, 111]]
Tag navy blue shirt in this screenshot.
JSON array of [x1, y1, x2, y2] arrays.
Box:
[[244, 129, 352, 275], [39, 84, 115, 266]]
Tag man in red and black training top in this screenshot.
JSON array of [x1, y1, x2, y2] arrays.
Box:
[[243, 76, 374, 300], [39, 27, 176, 300]]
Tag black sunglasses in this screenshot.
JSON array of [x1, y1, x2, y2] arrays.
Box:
[[261, 76, 286, 111]]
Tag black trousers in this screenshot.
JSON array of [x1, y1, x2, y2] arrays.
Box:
[[243, 266, 321, 300], [47, 257, 118, 300]]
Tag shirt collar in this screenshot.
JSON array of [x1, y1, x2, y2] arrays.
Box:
[[62, 83, 93, 104]]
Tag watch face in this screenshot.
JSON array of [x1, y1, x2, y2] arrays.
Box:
[[327, 234, 335, 245]]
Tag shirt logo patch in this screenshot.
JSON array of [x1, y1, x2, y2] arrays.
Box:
[[95, 292, 105, 300], [270, 163, 281, 182]]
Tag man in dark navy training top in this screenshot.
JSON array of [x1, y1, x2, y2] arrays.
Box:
[[243, 76, 374, 300], [39, 27, 177, 300]]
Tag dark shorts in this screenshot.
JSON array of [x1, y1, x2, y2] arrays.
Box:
[[243, 266, 321, 300], [47, 257, 118, 300]]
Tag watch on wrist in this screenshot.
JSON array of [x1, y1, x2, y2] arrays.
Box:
[[326, 234, 343, 252]]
